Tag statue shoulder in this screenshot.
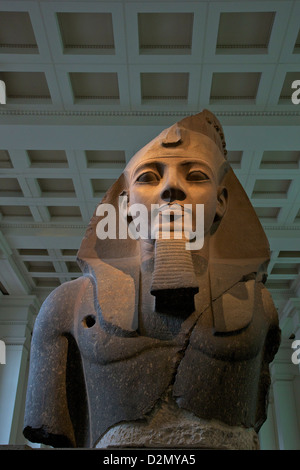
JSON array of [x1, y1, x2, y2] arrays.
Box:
[[259, 282, 279, 324], [258, 282, 281, 358], [34, 276, 91, 335]]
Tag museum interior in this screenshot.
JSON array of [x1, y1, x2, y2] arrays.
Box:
[[0, 0, 299, 450]]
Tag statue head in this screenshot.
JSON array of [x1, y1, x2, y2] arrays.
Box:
[[123, 110, 229, 244]]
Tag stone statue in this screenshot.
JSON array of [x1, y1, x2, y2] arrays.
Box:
[[23, 110, 280, 449]]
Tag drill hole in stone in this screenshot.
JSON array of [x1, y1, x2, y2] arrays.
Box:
[[82, 314, 96, 328]]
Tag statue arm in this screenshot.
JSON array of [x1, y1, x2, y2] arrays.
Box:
[[23, 278, 87, 448], [261, 283, 281, 361], [255, 283, 281, 431]]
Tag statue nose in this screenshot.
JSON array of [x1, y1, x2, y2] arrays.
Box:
[[161, 186, 186, 202], [160, 172, 186, 202]]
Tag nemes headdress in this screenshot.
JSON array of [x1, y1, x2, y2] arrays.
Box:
[[77, 110, 270, 333], [124, 109, 227, 185], [173, 109, 227, 156]]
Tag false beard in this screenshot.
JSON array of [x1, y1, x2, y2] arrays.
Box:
[[150, 237, 199, 315]]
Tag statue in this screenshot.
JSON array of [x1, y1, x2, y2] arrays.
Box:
[[23, 110, 280, 449]]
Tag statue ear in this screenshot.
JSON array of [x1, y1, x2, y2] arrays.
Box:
[[119, 189, 133, 222], [119, 189, 129, 217], [215, 186, 227, 221]]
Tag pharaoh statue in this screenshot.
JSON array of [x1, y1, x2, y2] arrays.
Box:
[[23, 110, 280, 450]]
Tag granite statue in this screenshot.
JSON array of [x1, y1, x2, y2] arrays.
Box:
[[23, 110, 280, 449]]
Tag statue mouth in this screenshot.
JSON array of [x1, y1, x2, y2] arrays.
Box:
[[157, 203, 192, 214], [154, 203, 193, 236]]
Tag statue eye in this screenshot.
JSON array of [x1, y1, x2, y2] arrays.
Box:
[[186, 171, 209, 182], [136, 171, 160, 183]]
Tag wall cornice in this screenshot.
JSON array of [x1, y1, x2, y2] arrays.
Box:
[[0, 109, 300, 118]]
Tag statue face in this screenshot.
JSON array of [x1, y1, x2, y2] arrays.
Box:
[[127, 139, 227, 242]]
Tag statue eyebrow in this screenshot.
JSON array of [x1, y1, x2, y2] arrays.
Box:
[[180, 160, 206, 166], [132, 161, 161, 178], [179, 160, 213, 175]]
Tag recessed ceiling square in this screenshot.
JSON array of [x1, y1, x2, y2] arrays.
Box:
[[66, 261, 81, 273], [32, 277, 61, 288], [61, 249, 78, 257], [138, 13, 193, 54], [216, 11, 275, 54], [141, 72, 189, 101], [24, 261, 55, 273], [37, 178, 75, 197], [226, 150, 243, 168], [265, 280, 291, 290], [0, 205, 31, 217], [69, 72, 120, 103], [0, 178, 23, 197], [27, 150, 68, 168], [293, 29, 300, 53], [271, 263, 299, 276], [278, 251, 300, 258], [0, 71, 51, 103], [0, 150, 13, 168], [86, 150, 126, 167], [252, 179, 292, 198], [47, 206, 82, 218], [18, 248, 49, 256], [57, 12, 115, 54], [210, 72, 261, 102], [260, 151, 300, 169], [254, 207, 280, 219], [0, 11, 38, 54], [91, 179, 116, 197]]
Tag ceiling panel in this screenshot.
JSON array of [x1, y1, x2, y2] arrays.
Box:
[[141, 72, 189, 101], [69, 71, 120, 102], [216, 11, 275, 53], [210, 72, 261, 101], [27, 150, 69, 168], [0, 71, 51, 101], [57, 12, 115, 53], [138, 12, 193, 54], [0, 11, 38, 54]]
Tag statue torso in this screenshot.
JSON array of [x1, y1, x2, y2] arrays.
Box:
[[72, 275, 273, 448]]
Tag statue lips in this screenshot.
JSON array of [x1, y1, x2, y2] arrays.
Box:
[[154, 203, 192, 238], [158, 202, 186, 216]]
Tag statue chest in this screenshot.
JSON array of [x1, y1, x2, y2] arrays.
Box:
[[72, 280, 269, 444], [74, 282, 265, 367]]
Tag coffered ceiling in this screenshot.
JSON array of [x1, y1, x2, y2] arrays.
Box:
[[0, 0, 299, 340]]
